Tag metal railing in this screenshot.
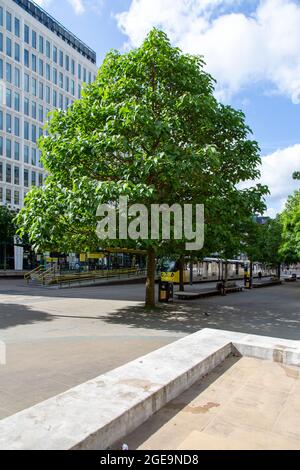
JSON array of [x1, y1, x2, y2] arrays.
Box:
[[24, 266, 44, 282], [52, 268, 148, 288]]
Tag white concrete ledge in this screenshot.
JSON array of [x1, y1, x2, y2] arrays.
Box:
[[0, 328, 299, 450]]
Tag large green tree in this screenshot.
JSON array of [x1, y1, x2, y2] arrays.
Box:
[[17, 29, 267, 306]]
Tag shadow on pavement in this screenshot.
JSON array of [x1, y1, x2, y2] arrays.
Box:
[[0, 303, 53, 330]]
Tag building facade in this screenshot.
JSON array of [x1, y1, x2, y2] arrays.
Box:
[[0, 0, 98, 269]]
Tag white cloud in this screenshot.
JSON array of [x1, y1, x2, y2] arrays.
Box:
[[67, 0, 85, 15], [116, 0, 300, 103], [254, 144, 300, 216]]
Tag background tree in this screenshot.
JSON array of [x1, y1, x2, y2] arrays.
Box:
[[17, 29, 267, 306], [0, 206, 16, 270], [280, 190, 300, 263]]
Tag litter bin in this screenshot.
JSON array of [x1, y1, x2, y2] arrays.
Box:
[[158, 281, 173, 302], [244, 273, 251, 289]]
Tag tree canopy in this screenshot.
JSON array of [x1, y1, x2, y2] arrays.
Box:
[[17, 29, 268, 305], [280, 190, 300, 262]]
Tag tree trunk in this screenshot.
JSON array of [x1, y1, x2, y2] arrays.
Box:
[[224, 260, 228, 282], [4, 244, 6, 271], [249, 259, 253, 288], [179, 255, 184, 291], [145, 247, 156, 307], [277, 263, 281, 280], [189, 257, 193, 286]]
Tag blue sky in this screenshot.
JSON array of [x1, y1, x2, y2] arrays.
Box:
[[36, 0, 300, 217]]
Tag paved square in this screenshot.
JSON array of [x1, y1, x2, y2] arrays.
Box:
[[0, 279, 299, 419], [117, 356, 300, 450]]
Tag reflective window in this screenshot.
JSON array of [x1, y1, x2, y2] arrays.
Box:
[[46, 63, 50, 80], [6, 63, 12, 83], [32, 78, 37, 96], [24, 121, 29, 140], [6, 189, 11, 204], [24, 49, 29, 67], [31, 124, 37, 143], [39, 58, 43, 76], [14, 190, 20, 205], [14, 18, 20, 37], [24, 25, 30, 44], [6, 113, 12, 133], [6, 163, 12, 182], [53, 46, 57, 63], [39, 82, 43, 100], [6, 89, 12, 108], [46, 40, 50, 58], [6, 11, 12, 32], [65, 76, 69, 92], [24, 97, 29, 116], [31, 149, 36, 166], [0, 32, 3, 52], [24, 145, 29, 164], [6, 37, 12, 57], [14, 165, 20, 184], [14, 117, 20, 136], [14, 142, 20, 161], [32, 101, 36, 119], [39, 35, 44, 54], [53, 67, 57, 84], [14, 92, 20, 111], [32, 30, 36, 49], [59, 50, 63, 67], [31, 54, 36, 73], [6, 140, 12, 160], [38, 105, 43, 122], [24, 73, 30, 93], [14, 42, 20, 62], [24, 169, 29, 187], [59, 72, 63, 89], [0, 58, 2, 79]]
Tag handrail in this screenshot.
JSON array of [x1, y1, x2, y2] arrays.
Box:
[[40, 266, 56, 285], [52, 268, 147, 287], [24, 266, 44, 281]]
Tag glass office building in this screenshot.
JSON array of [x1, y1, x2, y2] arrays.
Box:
[[0, 0, 97, 208], [0, 0, 98, 268]]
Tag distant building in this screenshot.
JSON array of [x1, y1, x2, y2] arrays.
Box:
[[253, 215, 270, 225], [0, 0, 98, 269]]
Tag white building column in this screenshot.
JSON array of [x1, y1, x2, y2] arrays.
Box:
[[14, 237, 23, 271]]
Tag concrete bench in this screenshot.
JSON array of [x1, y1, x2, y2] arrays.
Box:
[[174, 289, 220, 300], [253, 279, 282, 288], [217, 281, 243, 294]]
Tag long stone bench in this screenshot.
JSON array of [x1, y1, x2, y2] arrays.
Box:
[[0, 329, 299, 450], [174, 289, 220, 300], [253, 279, 282, 288], [217, 281, 243, 294]]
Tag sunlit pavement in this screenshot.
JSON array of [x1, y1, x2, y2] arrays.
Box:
[[0, 278, 299, 419]]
